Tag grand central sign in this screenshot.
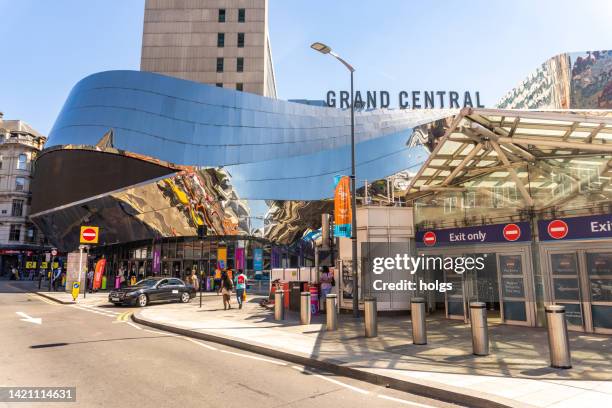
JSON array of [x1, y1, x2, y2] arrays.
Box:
[[326, 90, 485, 109]]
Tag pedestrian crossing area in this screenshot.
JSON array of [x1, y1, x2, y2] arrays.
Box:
[[70, 303, 124, 319]]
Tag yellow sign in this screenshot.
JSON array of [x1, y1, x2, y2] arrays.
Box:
[[26, 261, 37, 269], [41, 262, 48, 269], [71, 282, 80, 301], [80, 226, 99, 244]]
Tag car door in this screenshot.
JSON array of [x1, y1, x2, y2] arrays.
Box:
[[166, 278, 184, 301], [151, 279, 170, 301]]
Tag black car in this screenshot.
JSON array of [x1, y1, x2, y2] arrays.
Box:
[[108, 277, 196, 307]]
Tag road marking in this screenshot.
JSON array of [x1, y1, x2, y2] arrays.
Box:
[[219, 349, 288, 365], [377, 394, 436, 407], [183, 337, 218, 351], [71, 305, 115, 317], [142, 329, 177, 336], [16, 311, 42, 325], [126, 322, 142, 330], [290, 366, 369, 395], [115, 312, 132, 322]]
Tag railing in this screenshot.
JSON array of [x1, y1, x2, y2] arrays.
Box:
[[247, 279, 270, 296]]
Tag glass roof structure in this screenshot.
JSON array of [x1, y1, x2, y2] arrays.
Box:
[[406, 108, 612, 229]]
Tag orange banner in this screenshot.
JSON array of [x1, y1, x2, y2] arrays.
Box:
[[93, 259, 106, 290], [334, 176, 352, 237]]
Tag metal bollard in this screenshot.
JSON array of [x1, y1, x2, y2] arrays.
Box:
[[274, 290, 285, 321], [411, 297, 427, 345], [470, 302, 489, 356], [545, 305, 572, 369], [364, 297, 378, 338], [326, 294, 338, 331], [300, 291, 311, 325]]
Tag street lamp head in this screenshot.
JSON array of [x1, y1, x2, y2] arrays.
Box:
[[310, 42, 331, 54]]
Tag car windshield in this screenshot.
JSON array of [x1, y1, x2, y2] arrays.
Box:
[[134, 279, 159, 287]]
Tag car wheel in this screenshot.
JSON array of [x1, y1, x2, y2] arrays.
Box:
[[138, 294, 148, 307], [180, 292, 190, 303]]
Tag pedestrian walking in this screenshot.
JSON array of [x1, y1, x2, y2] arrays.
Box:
[[52, 268, 62, 291], [214, 268, 222, 295], [221, 273, 233, 310], [10, 266, 18, 281], [87, 269, 94, 293], [188, 269, 199, 291], [235, 270, 247, 309]]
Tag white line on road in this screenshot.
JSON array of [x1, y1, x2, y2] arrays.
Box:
[[16, 311, 42, 325], [220, 349, 288, 365], [142, 329, 176, 336], [377, 394, 436, 408], [290, 366, 369, 395], [183, 337, 218, 350], [126, 322, 142, 330]]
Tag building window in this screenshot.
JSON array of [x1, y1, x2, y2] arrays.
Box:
[[237, 33, 245, 48], [25, 226, 36, 244], [9, 224, 20, 242], [236, 83, 243, 91], [217, 33, 225, 47], [17, 153, 27, 170], [216, 83, 223, 88], [216, 58, 224, 73], [15, 177, 25, 191], [238, 8, 245, 22], [218, 9, 226, 22], [237, 57, 244, 72], [11, 199, 23, 217]]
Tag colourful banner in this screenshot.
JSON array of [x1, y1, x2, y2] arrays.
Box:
[[253, 248, 263, 271], [217, 247, 227, 269], [334, 175, 352, 238], [235, 247, 245, 270], [152, 246, 161, 274], [93, 259, 106, 290]]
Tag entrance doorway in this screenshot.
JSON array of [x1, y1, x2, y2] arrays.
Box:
[[542, 243, 612, 334]]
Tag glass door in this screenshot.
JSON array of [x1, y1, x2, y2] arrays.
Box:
[[549, 252, 584, 331], [497, 253, 531, 325], [585, 251, 612, 334], [444, 258, 466, 321]]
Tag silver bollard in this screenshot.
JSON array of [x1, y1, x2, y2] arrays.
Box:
[[274, 290, 285, 321], [411, 297, 427, 345], [470, 302, 489, 356], [364, 297, 378, 338], [545, 305, 572, 369], [300, 291, 311, 325], [326, 294, 338, 331]]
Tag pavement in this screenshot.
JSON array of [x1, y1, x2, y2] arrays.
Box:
[[1, 280, 459, 408], [117, 293, 612, 408]]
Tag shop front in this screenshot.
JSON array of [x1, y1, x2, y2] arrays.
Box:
[[416, 222, 537, 327]]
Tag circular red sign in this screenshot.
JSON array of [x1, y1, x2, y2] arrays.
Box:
[[503, 223, 521, 241], [423, 231, 437, 246], [547, 219, 568, 240], [82, 228, 97, 242]]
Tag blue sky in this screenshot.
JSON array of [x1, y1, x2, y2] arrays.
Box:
[[1, 0, 611, 135]]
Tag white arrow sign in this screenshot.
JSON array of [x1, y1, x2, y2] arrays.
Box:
[[16, 311, 42, 325]]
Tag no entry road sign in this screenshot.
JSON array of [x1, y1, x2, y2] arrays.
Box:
[[80, 226, 99, 244], [503, 223, 521, 241], [423, 231, 437, 246], [547, 220, 569, 240]]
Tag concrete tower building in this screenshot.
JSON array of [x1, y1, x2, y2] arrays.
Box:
[[141, 0, 277, 97]]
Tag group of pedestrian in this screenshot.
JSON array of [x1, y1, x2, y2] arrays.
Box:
[[216, 269, 247, 310]]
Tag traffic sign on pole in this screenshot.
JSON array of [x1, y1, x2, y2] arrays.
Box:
[[80, 226, 99, 244]]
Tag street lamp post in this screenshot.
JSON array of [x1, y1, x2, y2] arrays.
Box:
[[311, 42, 359, 318]]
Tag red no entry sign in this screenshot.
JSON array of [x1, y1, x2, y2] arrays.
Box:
[[423, 231, 437, 246], [80, 226, 99, 244], [503, 223, 521, 241], [547, 220, 568, 240]]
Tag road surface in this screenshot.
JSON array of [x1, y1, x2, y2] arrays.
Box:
[[0, 281, 461, 408]]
